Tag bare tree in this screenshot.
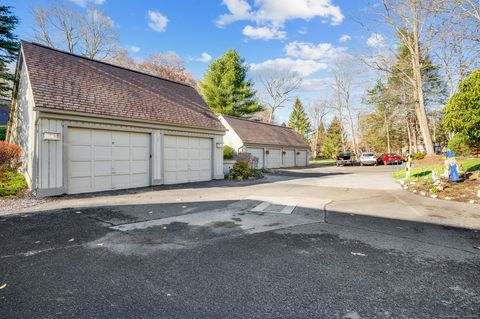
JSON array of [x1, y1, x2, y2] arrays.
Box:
[[369, 0, 437, 155], [331, 57, 360, 156], [259, 70, 302, 123], [32, 3, 118, 60], [107, 50, 196, 86], [80, 7, 118, 59]]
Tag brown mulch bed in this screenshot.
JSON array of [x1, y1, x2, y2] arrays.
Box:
[[403, 174, 480, 203]]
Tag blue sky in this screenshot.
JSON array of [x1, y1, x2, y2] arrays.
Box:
[[6, 0, 384, 123]]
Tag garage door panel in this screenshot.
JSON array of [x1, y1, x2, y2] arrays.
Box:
[[70, 145, 91, 161], [69, 161, 91, 178], [266, 149, 282, 168], [69, 129, 90, 142], [69, 177, 91, 193], [132, 161, 149, 173], [164, 135, 212, 184], [93, 146, 111, 161], [282, 149, 295, 167], [188, 149, 200, 158], [112, 131, 130, 145], [132, 147, 149, 160], [93, 161, 111, 175], [111, 147, 130, 160], [246, 148, 264, 169], [94, 176, 111, 190], [93, 130, 111, 146], [68, 128, 150, 194]]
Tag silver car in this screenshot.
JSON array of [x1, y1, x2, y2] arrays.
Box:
[[360, 152, 377, 166]]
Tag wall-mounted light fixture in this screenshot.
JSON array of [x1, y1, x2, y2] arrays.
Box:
[[216, 142, 224, 148]]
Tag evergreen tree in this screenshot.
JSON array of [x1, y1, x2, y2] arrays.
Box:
[[198, 49, 261, 117], [322, 117, 344, 159], [0, 5, 19, 99], [312, 121, 326, 157], [288, 98, 311, 140]]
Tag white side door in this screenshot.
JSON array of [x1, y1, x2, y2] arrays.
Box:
[[164, 135, 212, 184]]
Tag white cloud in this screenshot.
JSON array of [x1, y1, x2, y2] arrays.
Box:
[[300, 77, 335, 91], [217, 0, 253, 27], [196, 52, 212, 63], [147, 10, 169, 32], [129, 46, 141, 53], [69, 0, 105, 7], [242, 25, 286, 40], [217, 0, 344, 27], [298, 27, 308, 35], [339, 34, 351, 42], [250, 58, 328, 77], [285, 41, 346, 60], [366, 33, 384, 48]]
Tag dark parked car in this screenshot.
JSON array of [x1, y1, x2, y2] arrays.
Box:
[[377, 153, 402, 165], [336, 152, 353, 166]]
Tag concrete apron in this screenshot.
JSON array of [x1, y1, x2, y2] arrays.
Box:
[[110, 200, 325, 235]]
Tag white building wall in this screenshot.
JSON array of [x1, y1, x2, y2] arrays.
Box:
[[38, 118, 64, 194], [219, 116, 244, 152], [7, 58, 37, 188]]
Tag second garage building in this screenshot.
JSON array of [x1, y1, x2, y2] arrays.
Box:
[[220, 115, 310, 169]]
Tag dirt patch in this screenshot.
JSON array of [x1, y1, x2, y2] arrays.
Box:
[[0, 192, 53, 215]]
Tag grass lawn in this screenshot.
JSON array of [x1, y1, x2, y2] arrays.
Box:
[[393, 158, 480, 181], [309, 158, 335, 165]]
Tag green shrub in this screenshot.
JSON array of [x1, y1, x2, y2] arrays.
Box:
[[0, 127, 5, 141], [229, 162, 250, 180], [413, 152, 425, 160], [447, 133, 472, 157], [223, 145, 236, 160], [0, 170, 27, 197]]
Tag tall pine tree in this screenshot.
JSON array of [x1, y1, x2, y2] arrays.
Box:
[[198, 49, 261, 117], [0, 5, 19, 99], [288, 98, 311, 140], [322, 117, 344, 159]]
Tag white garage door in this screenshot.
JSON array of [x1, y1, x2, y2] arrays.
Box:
[[68, 128, 150, 194], [282, 149, 295, 167], [296, 150, 308, 166], [164, 135, 212, 184], [266, 148, 282, 168], [246, 147, 264, 169]]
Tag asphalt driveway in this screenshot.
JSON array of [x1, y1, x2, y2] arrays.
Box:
[[1, 166, 480, 318]]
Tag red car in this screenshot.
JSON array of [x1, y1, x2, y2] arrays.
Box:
[[377, 153, 402, 165]]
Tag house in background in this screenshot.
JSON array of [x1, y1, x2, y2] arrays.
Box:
[[7, 41, 225, 196], [219, 115, 310, 169]]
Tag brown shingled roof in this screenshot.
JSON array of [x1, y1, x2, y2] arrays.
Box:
[[223, 115, 309, 148], [21, 41, 224, 131]]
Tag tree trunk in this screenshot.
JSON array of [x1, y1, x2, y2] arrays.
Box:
[[385, 112, 391, 154], [345, 98, 358, 156], [411, 0, 435, 155]]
